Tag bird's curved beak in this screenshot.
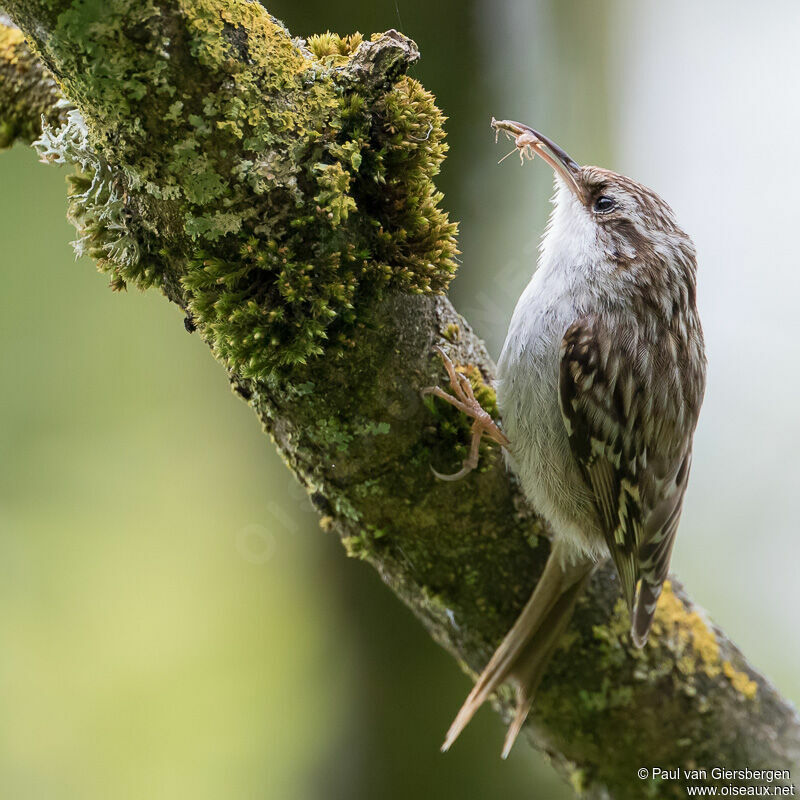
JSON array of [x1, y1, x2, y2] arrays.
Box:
[[491, 118, 585, 202]]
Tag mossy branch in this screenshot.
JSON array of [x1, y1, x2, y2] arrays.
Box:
[[0, 16, 67, 147], [3, 2, 799, 797]]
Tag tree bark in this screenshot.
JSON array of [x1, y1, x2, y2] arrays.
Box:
[[0, 14, 67, 147], [1, 4, 798, 797]]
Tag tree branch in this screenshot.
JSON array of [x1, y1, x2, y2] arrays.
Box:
[[0, 16, 67, 147], [3, 2, 799, 796]]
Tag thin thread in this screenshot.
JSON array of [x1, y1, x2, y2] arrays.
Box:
[[394, 0, 405, 32]]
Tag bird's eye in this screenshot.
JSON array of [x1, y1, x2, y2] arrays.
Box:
[[593, 195, 616, 214]]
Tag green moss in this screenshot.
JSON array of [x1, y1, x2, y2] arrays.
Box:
[[443, 322, 460, 342], [363, 421, 391, 435], [568, 766, 588, 796], [306, 31, 364, 65], [578, 677, 635, 713], [342, 533, 369, 559], [48, 0, 169, 131], [178, 61, 456, 376], [32, 1, 456, 375], [313, 161, 357, 225], [341, 522, 386, 559], [306, 416, 354, 454], [331, 493, 360, 522]]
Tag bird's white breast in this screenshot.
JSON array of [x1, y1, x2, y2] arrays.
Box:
[[496, 184, 608, 559]]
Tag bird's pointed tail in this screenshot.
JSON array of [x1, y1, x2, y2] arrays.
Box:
[[442, 545, 594, 757], [631, 578, 663, 648]]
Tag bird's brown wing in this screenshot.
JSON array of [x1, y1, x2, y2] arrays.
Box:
[[558, 316, 645, 612], [558, 314, 701, 642], [632, 450, 692, 645]]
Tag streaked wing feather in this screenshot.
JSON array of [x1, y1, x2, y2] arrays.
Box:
[[632, 458, 690, 643], [558, 318, 643, 611], [559, 314, 702, 644]]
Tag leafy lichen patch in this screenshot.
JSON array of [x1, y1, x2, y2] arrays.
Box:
[[35, 110, 144, 286]]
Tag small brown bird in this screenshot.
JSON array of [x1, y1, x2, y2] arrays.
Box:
[[425, 119, 706, 757]]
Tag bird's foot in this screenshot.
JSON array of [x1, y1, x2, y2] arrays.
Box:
[[422, 346, 510, 481]]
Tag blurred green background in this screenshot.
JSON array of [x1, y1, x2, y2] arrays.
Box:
[[2, 1, 799, 798]]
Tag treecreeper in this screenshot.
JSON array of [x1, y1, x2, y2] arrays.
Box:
[[424, 118, 707, 758]]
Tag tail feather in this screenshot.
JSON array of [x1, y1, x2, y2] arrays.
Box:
[[499, 572, 592, 756], [631, 579, 663, 648], [440, 592, 552, 753], [501, 686, 534, 759], [442, 545, 594, 756]]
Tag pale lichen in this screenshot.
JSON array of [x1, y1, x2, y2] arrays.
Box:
[[34, 110, 143, 287]]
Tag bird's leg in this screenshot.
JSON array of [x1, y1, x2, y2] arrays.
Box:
[[422, 346, 510, 481]]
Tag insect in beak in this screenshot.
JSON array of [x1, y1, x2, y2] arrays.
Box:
[[491, 118, 585, 202]]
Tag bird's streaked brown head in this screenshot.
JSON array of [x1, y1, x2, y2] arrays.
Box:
[[491, 117, 690, 255]]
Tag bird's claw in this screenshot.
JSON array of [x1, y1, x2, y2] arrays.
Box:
[[422, 345, 509, 481], [430, 462, 476, 482]]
